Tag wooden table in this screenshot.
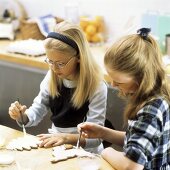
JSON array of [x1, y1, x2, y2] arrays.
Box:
[[0, 125, 115, 170]]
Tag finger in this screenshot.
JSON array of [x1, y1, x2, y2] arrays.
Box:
[[78, 122, 93, 131], [9, 110, 19, 119], [13, 101, 21, 109], [81, 132, 89, 138], [38, 139, 49, 147], [43, 139, 56, 148], [77, 124, 82, 133], [37, 134, 51, 137], [9, 104, 18, 112], [52, 140, 62, 147], [38, 136, 49, 141], [78, 122, 86, 128], [9, 111, 18, 120], [12, 102, 26, 113], [9, 110, 14, 117], [21, 105, 27, 114], [9, 104, 20, 115], [36, 133, 45, 137], [37, 134, 52, 140], [8, 108, 19, 117], [9, 114, 17, 119]]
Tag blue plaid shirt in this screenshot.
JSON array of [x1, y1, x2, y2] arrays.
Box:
[[124, 97, 170, 170]]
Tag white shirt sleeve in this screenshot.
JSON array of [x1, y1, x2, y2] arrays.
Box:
[[85, 81, 108, 149]]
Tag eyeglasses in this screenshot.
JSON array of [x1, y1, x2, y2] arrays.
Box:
[[44, 57, 75, 70]]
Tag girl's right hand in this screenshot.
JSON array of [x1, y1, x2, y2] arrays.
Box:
[[77, 122, 104, 139], [8, 101, 27, 121]]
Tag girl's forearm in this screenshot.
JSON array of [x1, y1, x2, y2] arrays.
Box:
[[101, 127, 125, 146], [101, 147, 144, 170]]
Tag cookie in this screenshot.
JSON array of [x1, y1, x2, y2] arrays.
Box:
[[64, 144, 73, 150]]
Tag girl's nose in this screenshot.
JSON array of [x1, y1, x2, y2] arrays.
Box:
[[111, 81, 118, 87]]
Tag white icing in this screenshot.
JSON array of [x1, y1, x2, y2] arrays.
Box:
[[0, 154, 14, 165], [0, 137, 5, 147], [6, 136, 41, 151], [51, 145, 95, 163]]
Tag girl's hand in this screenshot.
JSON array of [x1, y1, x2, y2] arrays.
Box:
[[8, 101, 27, 120], [77, 122, 104, 139], [37, 133, 67, 148]]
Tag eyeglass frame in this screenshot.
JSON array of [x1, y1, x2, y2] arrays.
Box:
[[44, 56, 76, 70]]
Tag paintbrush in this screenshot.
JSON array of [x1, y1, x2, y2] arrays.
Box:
[[76, 116, 86, 149], [17, 98, 27, 137]]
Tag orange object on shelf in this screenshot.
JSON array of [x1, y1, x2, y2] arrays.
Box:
[[79, 16, 106, 44]]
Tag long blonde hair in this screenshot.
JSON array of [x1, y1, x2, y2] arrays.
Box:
[[104, 33, 170, 121], [44, 21, 103, 108]]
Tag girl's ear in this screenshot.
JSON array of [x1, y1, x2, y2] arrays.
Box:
[[77, 59, 80, 63]]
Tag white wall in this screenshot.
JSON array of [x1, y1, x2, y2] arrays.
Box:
[[1, 0, 170, 42]]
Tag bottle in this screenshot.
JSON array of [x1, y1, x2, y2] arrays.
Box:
[[166, 34, 170, 56], [2, 9, 11, 23], [64, 3, 79, 24]]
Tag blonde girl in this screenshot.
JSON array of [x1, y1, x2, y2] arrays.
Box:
[[9, 21, 107, 153]]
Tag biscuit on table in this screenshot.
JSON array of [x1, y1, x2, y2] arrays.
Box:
[[51, 154, 68, 163], [64, 144, 74, 150]]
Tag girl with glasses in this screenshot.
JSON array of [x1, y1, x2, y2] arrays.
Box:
[[9, 21, 107, 153], [78, 28, 170, 169]]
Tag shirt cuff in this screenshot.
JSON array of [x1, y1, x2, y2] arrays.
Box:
[[124, 145, 147, 166]]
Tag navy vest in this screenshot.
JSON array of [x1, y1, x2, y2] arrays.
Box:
[[49, 84, 89, 128]]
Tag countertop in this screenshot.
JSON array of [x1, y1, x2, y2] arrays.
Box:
[[0, 40, 111, 82], [0, 40, 48, 70]]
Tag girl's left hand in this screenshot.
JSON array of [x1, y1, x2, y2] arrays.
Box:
[[37, 133, 67, 148]]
